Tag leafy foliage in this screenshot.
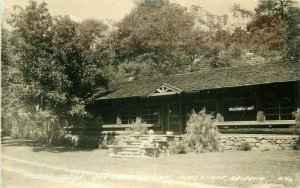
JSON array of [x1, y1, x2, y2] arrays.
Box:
[[2, 0, 109, 144], [125, 117, 148, 135], [184, 109, 219, 152], [240, 142, 252, 151], [292, 108, 300, 135], [168, 141, 187, 155]]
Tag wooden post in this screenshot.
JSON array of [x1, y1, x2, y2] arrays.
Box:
[[296, 81, 300, 108]]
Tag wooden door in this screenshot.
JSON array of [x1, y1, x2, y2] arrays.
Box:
[[168, 102, 182, 133]]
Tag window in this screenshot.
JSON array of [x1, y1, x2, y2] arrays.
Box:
[[118, 105, 159, 125], [119, 110, 137, 124], [141, 106, 159, 124], [264, 99, 295, 120], [191, 100, 216, 114]]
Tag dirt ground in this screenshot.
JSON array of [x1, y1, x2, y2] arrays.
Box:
[[2, 145, 300, 188]]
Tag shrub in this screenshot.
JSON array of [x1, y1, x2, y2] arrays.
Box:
[[240, 142, 252, 151], [76, 135, 100, 149], [64, 133, 79, 146], [169, 141, 187, 155], [99, 131, 116, 148], [257, 111, 265, 122], [183, 109, 219, 152], [11, 126, 20, 139], [216, 113, 224, 123], [292, 108, 300, 135], [292, 108, 300, 150], [292, 138, 300, 150], [125, 117, 148, 135]]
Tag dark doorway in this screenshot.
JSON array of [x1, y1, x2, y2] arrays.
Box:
[[167, 102, 182, 133]]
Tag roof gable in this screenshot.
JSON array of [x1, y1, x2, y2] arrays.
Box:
[[147, 83, 182, 97]]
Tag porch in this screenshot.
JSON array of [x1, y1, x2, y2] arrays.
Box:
[[101, 120, 297, 135]]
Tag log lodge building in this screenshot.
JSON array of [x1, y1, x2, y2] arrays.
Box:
[[93, 62, 300, 134]]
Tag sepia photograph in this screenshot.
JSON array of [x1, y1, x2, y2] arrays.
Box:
[[1, 0, 300, 187]]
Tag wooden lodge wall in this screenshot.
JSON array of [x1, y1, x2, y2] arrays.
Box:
[[92, 81, 299, 133]]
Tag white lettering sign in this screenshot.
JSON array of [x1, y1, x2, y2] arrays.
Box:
[[229, 106, 254, 112]]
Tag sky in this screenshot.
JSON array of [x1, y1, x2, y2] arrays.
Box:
[[2, 0, 259, 22]]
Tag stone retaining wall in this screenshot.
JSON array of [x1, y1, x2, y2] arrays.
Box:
[[218, 134, 299, 151]]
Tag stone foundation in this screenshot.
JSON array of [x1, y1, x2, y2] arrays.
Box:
[[218, 134, 299, 151]]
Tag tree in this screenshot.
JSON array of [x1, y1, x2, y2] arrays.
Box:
[[285, 6, 300, 62], [255, 0, 295, 19], [1, 28, 26, 117], [107, 0, 234, 80], [5, 0, 109, 144], [252, 0, 300, 62]]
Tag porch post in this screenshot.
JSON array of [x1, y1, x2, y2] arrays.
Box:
[[296, 81, 300, 108]]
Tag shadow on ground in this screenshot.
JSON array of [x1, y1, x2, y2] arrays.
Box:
[[1, 137, 97, 153], [32, 146, 96, 153]]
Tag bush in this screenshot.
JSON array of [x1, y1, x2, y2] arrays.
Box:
[[64, 133, 79, 146], [169, 141, 187, 155], [292, 108, 300, 135], [257, 111, 265, 122], [216, 113, 224, 123], [125, 117, 148, 135], [99, 131, 117, 148], [292, 109, 300, 150], [240, 142, 252, 151], [292, 138, 300, 150], [183, 109, 219, 152]]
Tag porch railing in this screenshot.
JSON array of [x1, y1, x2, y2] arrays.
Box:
[[102, 124, 155, 129], [215, 120, 297, 134]]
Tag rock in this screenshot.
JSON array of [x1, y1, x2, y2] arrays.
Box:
[[260, 145, 271, 151], [256, 137, 264, 140], [250, 143, 256, 147], [225, 146, 233, 150], [226, 140, 235, 146], [255, 143, 263, 148], [251, 146, 259, 151], [276, 140, 283, 144], [235, 138, 242, 142], [261, 140, 270, 144], [245, 138, 258, 143]]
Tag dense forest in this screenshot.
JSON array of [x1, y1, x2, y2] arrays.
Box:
[[1, 0, 300, 144]]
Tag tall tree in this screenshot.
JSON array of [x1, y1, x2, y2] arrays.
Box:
[[253, 0, 300, 62], [5, 0, 109, 144]]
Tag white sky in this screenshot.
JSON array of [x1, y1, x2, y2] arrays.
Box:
[[2, 0, 259, 22]]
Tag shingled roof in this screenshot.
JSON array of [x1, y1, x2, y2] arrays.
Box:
[[94, 62, 300, 100]]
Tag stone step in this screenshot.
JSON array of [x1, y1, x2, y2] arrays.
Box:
[[129, 142, 142, 146], [125, 140, 143, 143], [122, 148, 140, 152], [111, 154, 140, 158], [108, 145, 140, 148], [118, 151, 141, 155]]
